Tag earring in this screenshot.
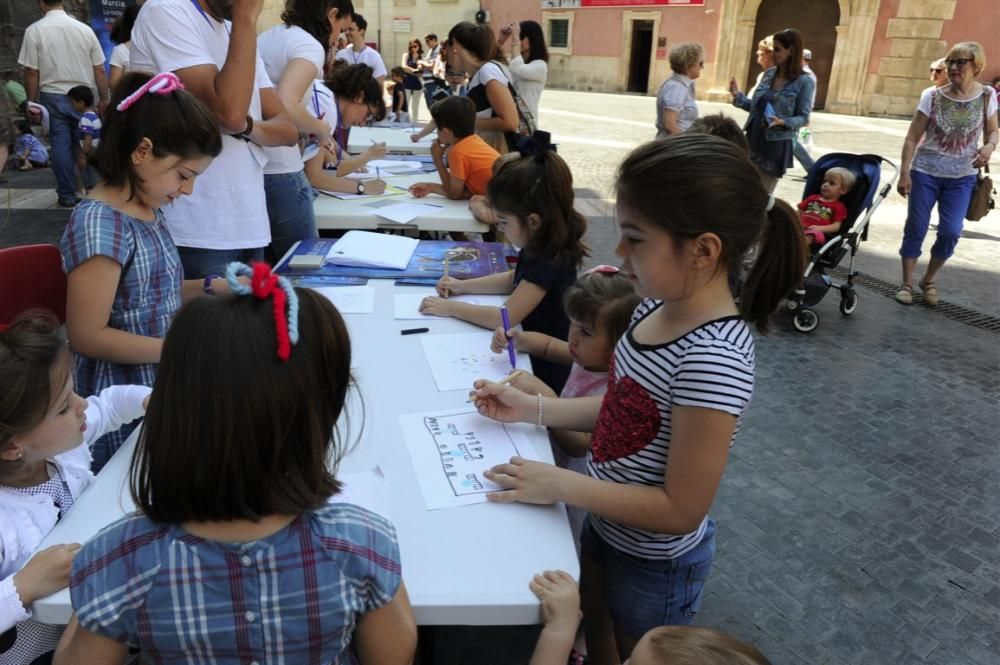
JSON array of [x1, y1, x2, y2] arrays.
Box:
[[15, 451, 22, 460]]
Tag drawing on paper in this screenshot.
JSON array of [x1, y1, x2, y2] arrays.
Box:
[[420, 332, 525, 391], [423, 413, 521, 497]]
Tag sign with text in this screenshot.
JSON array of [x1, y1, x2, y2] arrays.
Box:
[[89, 0, 139, 72], [542, 0, 704, 7]]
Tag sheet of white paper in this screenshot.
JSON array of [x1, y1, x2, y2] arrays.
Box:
[[374, 202, 445, 224], [326, 230, 419, 269], [314, 286, 375, 314], [329, 468, 391, 520], [419, 332, 530, 391], [394, 293, 507, 320], [400, 408, 537, 510], [366, 159, 423, 173]]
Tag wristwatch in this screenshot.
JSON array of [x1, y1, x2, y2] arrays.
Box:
[[356, 181, 366, 195], [232, 115, 254, 141]]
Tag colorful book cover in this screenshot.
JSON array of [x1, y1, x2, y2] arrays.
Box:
[[275, 238, 509, 280]]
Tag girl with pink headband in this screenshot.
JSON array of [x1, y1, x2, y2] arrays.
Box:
[[59, 72, 228, 471]]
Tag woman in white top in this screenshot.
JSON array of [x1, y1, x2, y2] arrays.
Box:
[[655, 42, 703, 138], [412, 22, 518, 153], [500, 20, 548, 125], [256, 0, 352, 261], [108, 5, 139, 91]]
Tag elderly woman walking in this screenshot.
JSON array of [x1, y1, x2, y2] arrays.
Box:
[[896, 42, 997, 306], [655, 42, 704, 138]]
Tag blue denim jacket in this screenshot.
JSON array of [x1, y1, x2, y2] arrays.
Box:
[[733, 67, 814, 141]]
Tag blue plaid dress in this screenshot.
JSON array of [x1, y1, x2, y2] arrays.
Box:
[[70, 503, 401, 664], [61, 200, 183, 471]]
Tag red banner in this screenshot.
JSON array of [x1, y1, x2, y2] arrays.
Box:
[[542, 0, 705, 7]]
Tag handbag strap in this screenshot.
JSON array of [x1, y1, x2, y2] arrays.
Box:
[[981, 89, 991, 175]]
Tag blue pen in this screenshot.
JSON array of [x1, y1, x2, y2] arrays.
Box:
[[500, 306, 516, 369]]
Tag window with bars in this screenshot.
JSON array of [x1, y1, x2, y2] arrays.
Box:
[[548, 19, 570, 49]]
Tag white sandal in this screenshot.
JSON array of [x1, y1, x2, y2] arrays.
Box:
[[895, 284, 913, 305]]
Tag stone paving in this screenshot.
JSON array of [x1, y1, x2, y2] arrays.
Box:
[[1, 90, 997, 664]]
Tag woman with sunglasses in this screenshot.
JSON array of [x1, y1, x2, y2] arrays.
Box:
[[655, 42, 704, 138], [895, 42, 998, 306], [400, 38, 424, 122], [728, 28, 814, 192], [927, 57, 948, 89]]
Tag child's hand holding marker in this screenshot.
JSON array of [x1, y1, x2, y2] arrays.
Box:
[[361, 179, 387, 195], [364, 140, 387, 161]]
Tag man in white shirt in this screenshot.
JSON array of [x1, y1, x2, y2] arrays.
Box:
[[130, 0, 298, 280], [419, 33, 442, 108], [18, 0, 109, 207], [793, 48, 818, 174], [336, 13, 387, 86]]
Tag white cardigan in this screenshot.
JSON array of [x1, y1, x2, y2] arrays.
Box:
[[508, 55, 548, 124], [0, 384, 151, 632]]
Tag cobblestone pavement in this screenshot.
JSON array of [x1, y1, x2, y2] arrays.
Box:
[[1, 90, 997, 665]]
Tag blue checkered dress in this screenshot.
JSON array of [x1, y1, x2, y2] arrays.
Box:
[[70, 503, 401, 664], [61, 200, 183, 471]]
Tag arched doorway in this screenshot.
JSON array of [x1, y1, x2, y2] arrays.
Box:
[[745, 0, 840, 109]]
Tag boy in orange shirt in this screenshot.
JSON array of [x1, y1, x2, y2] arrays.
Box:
[[408, 96, 500, 200]]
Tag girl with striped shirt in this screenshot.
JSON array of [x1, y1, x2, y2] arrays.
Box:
[[472, 135, 806, 665]]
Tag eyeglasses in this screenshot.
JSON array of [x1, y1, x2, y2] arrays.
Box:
[[930, 68, 944, 74], [945, 58, 972, 68]]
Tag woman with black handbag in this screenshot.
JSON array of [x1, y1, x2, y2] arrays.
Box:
[[895, 41, 998, 306], [401, 38, 425, 123]]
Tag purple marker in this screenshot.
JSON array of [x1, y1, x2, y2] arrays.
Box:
[[500, 306, 516, 370]]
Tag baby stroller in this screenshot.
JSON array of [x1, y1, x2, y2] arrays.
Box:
[[787, 152, 898, 333]]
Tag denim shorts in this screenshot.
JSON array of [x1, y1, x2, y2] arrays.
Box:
[[580, 517, 716, 638]]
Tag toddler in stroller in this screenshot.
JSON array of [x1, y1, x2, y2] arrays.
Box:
[[786, 152, 898, 332]]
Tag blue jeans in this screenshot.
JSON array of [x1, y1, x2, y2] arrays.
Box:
[[793, 136, 815, 172], [176, 246, 266, 280], [900, 170, 976, 260], [264, 169, 317, 262], [422, 80, 440, 108], [581, 517, 716, 638], [39, 91, 82, 202]]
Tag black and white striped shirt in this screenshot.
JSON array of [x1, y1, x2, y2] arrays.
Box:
[[587, 299, 755, 559]]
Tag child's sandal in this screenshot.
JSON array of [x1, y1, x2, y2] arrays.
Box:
[[918, 280, 939, 306], [895, 284, 913, 305]]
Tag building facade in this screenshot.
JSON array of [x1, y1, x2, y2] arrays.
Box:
[[481, 0, 999, 116]]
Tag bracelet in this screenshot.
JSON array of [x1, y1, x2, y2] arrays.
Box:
[[203, 274, 220, 295], [232, 115, 254, 141], [536, 393, 543, 427]]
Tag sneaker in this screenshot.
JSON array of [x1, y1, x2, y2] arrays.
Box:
[[895, 284, 913, 305]]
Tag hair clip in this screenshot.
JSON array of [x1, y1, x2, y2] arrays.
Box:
[[584, 264, 621, 275], [516, 130, 556, 162], [116, 72, 186, 112], [225, 261, 300, 361]]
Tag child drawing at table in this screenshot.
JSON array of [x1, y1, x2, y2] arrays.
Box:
[[797, 166, 855, 246], [419, 130, 588, 393], [303, 63, 388, 195], [60, 72, 226, 472], [471, 135, 805, 664], [526, 570, 770, 665], [0, 310, 150, 665], [496, 266, 639, 544], [408, 95, 501, 201], [56, 264, 417, 665]]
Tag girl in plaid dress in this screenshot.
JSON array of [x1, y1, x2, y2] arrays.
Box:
[[58, 271, 416, 665], [60, 72, 225, 472]]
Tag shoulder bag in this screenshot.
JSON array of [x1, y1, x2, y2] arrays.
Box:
[[966, 89, 996, 221]]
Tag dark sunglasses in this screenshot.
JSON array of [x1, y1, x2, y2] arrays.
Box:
[[946, 58, 972, 68], [930, 68, 944, 74]]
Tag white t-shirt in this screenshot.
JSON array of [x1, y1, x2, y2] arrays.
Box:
[[335, 45, 387, 80], [17, 9, 104, 95], [508, 55, 547, 122], [110, 42, 130, 71], [913, 86, 998, 179], [468, 61, 510, 121], [258, 25, 325, 175], [305, 81, 341, 165], [130, 0, 274, 251]]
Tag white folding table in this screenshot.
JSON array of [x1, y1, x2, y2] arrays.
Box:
[[348, 126, 437, 155]]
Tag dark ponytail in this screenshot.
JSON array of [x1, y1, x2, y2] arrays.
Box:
[[740, 199, 808, 332], [616, 135, 806, 332], [448, 21, 501, 63]]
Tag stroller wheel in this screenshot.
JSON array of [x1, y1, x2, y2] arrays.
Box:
[[793, 308, 820, 333], [840, 291, 859, 315]]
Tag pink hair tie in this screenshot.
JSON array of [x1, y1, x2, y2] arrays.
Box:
[[116, 72, 186, 112], [584, 264, 621, 275]]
